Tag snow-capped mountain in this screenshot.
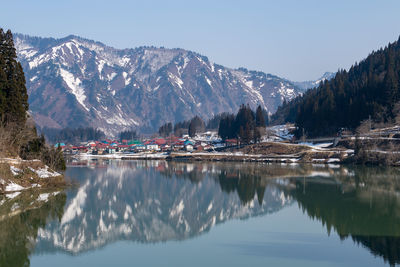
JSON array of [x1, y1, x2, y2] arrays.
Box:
[[292, 72, 336, 91], [15, 33, 304, 135], [34, 161, 292, 254]]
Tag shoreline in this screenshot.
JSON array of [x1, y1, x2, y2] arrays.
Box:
[[0, 159, 66, 196], [73, 151, 344, 165], [71, 140, 400, 166], [71, 141, 350, 164]]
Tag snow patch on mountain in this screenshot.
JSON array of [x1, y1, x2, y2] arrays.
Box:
[[59, 68, 88, 111], [205, 76, 212, 86], [142, 49, 180, 74], [107, 72, 117, 81], [168, 72, 183, 89], [122, 72, 131, 86], [14, 38, 37, 59], [15, 33, 307, 134]]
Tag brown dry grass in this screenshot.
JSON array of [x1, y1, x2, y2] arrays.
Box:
[[237, 142, 310, 155], [0, 161, 66, 194]]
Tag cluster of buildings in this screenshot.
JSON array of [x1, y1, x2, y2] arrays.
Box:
[[56, 132, 238, 155]]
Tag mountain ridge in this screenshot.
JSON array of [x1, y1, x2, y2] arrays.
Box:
[[15, 33, 330, 135], [291, 71, 336, 91]]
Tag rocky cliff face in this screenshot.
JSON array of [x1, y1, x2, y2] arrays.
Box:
[[15, 34, 304, 135]]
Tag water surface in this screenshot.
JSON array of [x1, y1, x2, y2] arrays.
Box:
[[1, 160, 400, 266]]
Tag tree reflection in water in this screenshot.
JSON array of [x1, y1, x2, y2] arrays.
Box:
[[159, 161, 400, 266], [158, 162, 269, 205], [0, 191, 66, 267], [1, 160, 400, 266], [287, 168, 400, 266]]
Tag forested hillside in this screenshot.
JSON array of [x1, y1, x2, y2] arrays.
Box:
[[272, 36, 400, 137]]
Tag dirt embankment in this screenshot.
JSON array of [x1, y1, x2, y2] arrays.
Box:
[[233, 142, 310, 155]]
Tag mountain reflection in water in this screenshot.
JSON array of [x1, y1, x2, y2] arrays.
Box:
[[35, 161, 293, 254], [1, 160, 400, 266]]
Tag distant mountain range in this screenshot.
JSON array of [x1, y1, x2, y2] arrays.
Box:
[[292, 72, 335, 91], [15, 33, 332, 135]]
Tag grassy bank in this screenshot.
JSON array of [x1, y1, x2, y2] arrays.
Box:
[[0, 159, 66, 194]]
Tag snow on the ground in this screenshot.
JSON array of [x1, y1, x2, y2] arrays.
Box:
[[299, 142, 332, 148], [193, 131, 221, 142], [5, 191, 21, 199], [10, 203, 20, 212], [38, 193, 50, 202], [10, 166, 22, 176], [29, 166, 61, 178], [298, 142, 334, 151], [5, 182, 25, 192], [266, 125, 294, 141]]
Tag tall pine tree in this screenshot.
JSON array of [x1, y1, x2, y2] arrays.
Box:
[[255, 105, 265, 127], [0, 29, 29, 125]]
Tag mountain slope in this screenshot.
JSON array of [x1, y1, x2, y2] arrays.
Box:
[[272, 36, 400, 137], [15, 34, 304, 135]]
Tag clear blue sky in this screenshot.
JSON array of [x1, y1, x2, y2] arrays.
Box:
[[2, 0, 400, 81]]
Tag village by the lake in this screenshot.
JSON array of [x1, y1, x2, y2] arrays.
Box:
[[52, 123, 400, 167], [2, 2, 400, 267]]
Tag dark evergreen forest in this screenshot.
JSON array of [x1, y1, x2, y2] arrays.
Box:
[[272, 36, 400, 137], [218, 104, 266, 143]]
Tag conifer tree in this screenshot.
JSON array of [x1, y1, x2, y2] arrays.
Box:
[[0, 29, 29, 125], [235, 104, 255, 144], [188, 116, 205, 137], [159, 122, 173, 137], [255, 105, 266, 127], [218, 113, 235, 140]]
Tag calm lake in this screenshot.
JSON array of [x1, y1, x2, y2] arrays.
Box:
[[1, 160, 400, 267]]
